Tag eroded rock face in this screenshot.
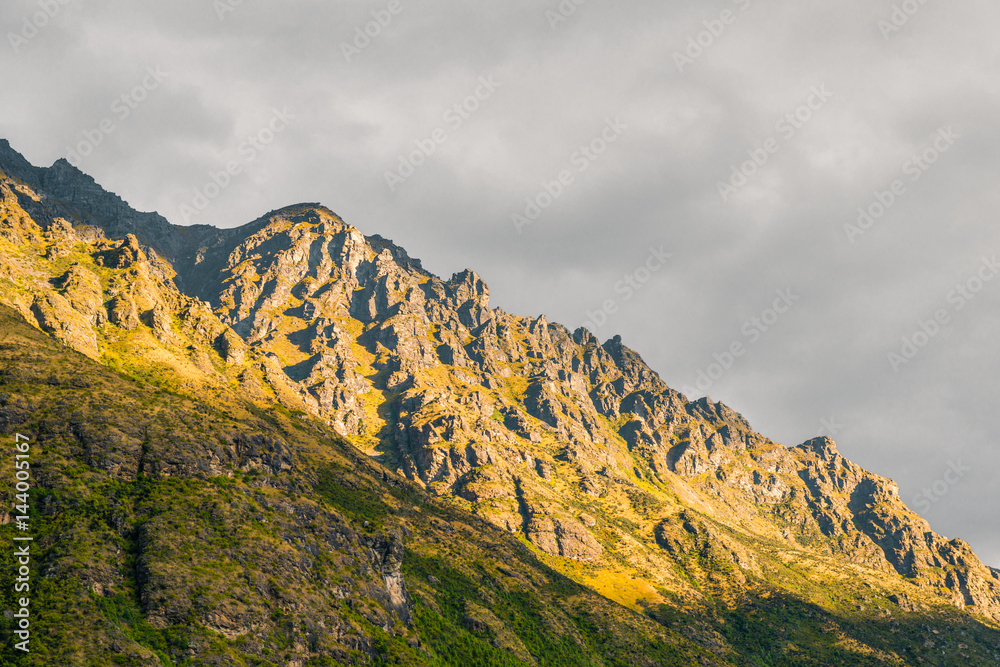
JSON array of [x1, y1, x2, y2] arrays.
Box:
[[107, 234, 145, 268], [107, 294, 140, 330], [847, 476, 1000, 618], [31, 292, 98, 357], [363, 531, 413, 625], [217, 328, 246, 365], [525, 513, 603, 561], [5, 143, 1000, 631], [61, 264, 106, 326], [103, 206, 1000, 619], [71, 419, 144, 480]]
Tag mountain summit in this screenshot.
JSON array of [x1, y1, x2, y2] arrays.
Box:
[[1, 141, 999, 665]]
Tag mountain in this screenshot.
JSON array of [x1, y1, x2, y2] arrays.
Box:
[[1, 139, 999, 666]]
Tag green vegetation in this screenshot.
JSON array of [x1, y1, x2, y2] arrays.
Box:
[[3, 166, 1000, 666], [315, 464, 393, 530], [0, 306, 725, 665]]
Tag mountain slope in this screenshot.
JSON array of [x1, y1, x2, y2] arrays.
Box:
[[2, 141, 1000, 665], [0, 303, 737, 666]]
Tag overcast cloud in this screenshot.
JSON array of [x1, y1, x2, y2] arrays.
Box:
[[2, 0, 999, 566]]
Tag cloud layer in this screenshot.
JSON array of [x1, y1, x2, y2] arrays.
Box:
[[3, 0, 998, 565]]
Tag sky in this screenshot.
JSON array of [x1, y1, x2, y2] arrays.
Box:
[[2, 0, 999, 567]]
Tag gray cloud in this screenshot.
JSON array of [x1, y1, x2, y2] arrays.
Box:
[[2, 0, 998, 565]]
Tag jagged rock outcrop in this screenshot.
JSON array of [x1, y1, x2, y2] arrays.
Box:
[[523, 508, 603, 562], [217, 328, 246, 364], [105, 234, 145, 268], [107, 294, 140, 330], [30, 292, 98, 357], [4, 137, 1000, 655], [60, 264, 106, 326]]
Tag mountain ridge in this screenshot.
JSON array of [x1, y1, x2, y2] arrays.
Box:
[[2, 138, 1000, 665]]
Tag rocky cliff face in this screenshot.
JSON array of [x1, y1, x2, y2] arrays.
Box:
[[2, 141, 1000, 665]]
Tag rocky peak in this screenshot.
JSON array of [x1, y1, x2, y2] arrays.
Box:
[[572, 325, 599, 347], [367, 233, 426, 274], [685, 396, 752, 432], [30, 156, 221, 272], [796, 435, 840, 462], [0, 139, 41, 187], [601, 333, 667, 392], [5, 140, 1000, 648], [445, 269, 491, 329], [105, 234, 146, 269]]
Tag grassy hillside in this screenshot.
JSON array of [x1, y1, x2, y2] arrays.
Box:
[[0, 305, 729, 666], [3, 300, 1000, 664]]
